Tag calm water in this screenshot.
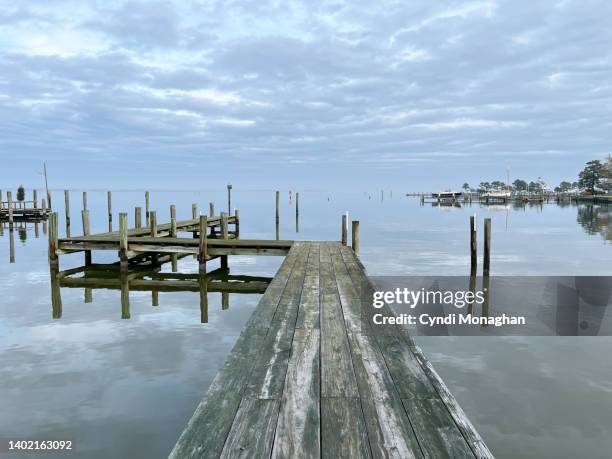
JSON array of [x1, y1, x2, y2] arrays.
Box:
[[0, 190, 610, 458]]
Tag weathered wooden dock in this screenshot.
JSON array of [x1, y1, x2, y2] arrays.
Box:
[[170, 241, 492, 458]]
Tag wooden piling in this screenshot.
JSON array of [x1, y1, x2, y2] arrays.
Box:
[[48, 212, 59, 267], [295, 192, 299, 233], [119, 213, 129, 270], [470, 215, 477, 276], [221, 212, 229, 268], [150, 211, 157, 237], [64, 190, 71, 236], [209, 202, 215, 217], [82, 191, 88, 211], [120, 272, 130, 319], [7, 191, 13, 227], [82, 209, 91, 265], [145, 191, 150, 226], [227, 184, 232, 216], [199, 275, 208, 323], [9, 227, 15, 263], [135, 207, 142, 229], [198, 215, 208, 274], [171, 217, 177, 237], [192, 203, 198, 220], [107, 191, 113, 231], [221, 212, 228, 240], [33, 190, 38, 209], [352, 220, 360, 255], [483, 218, 491, 276], [275, 190, 280, 240], [170, 204, 176, 222], [234, 209, 240, 239], [341, 212, 348, 245]]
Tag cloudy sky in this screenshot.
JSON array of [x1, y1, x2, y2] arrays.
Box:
[[1, 0, 610, 191]]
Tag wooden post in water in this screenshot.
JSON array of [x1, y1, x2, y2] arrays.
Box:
[[9, 226, 15, 263], [33, 190, 38, 209], [145, 191, 150, 226], [295, 192, 300, 233], [352, 220, 360, 255], [483, 218, 491, 276], [42, 199, 47, 234], [170, 204, 176, 221], [50, 266, 62, 318], [120, 271, 130, 319], [221, 212, 228, 269], [64, 190, 71, 236], [234, 209, 240, 239], [198, 215, 208, 274], [209, 202, 215, 217], [470, 215, 477, 276], [119, 213, 129, 271], [192, 203, 197, 220], [275, 190, 280, 240], [48, 212, 59, 267], [0, 190, 3, 211], [341, 212, 348, 245], [199, 275, 208, 323], [82, 191, 88, 212], [107, 191, 113, 231], [7, 191, 13, 228], [82, 210, 91, 265], [135, 207, 142, 229], [227, 184, 232, 216], [149, 211, 158, 265]]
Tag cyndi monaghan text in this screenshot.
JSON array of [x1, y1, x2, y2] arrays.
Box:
[[372, 313, 526, 327]]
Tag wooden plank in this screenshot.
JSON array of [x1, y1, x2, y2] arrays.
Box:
[[336, 244, 490, 458], [329, 243, 423, 458], [219, 398, 280, 459], [169, 243, 306, 459], [321, 397, 371, 459], [295, 242, 320, 329], [272, 328, 321, 459]]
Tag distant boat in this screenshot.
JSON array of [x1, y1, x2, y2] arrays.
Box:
[[482, 190, 511, 199]]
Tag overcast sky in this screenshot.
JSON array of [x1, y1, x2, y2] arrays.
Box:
[[1, 0, 610, 191]]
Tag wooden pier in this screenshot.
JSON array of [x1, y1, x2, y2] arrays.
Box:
[[170, 242, 492, 458], [44, 197, 491, 458]]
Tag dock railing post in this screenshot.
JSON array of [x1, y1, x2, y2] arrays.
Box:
[[107, 191, 113, 231], [199, 215, 207, 274], [275, 190, 280, 240], [483, 218, 491, 276], [352, 220, 360, 255], [82, 209, 91, 265], [64, 190, 71, 237], [470, 215, 477, 276], [149, 211, 158, 265], [119, 213, 129, 271], [48, 212, 59, 267], [341, 212, 348, 245]]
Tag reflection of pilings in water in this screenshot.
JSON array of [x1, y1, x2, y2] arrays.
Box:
[[9, 228, 15, 263], [152, 289, 159, 307], [121, 272, 130, 319], [222, 291, 229, 310], [35, 222, 39, 238], [467, 274, 476, 315], [482, 275, 490, 326], [199, 275, 208, 323], [50, 267, 62, 319], [84, 288, 93, 303]]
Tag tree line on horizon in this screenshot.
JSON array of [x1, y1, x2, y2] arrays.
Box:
[[461, 157, 611, 195]]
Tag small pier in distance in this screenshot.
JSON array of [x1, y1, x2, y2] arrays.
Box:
[[45, 191, 492, 458]]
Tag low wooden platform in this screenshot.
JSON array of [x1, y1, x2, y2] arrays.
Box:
[[170, 241, 492, 458]]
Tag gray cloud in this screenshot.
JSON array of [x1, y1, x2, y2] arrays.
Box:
[[0, 0, 611, 189]]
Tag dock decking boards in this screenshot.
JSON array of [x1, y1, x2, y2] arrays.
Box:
[[170, 241, 492, 459]]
